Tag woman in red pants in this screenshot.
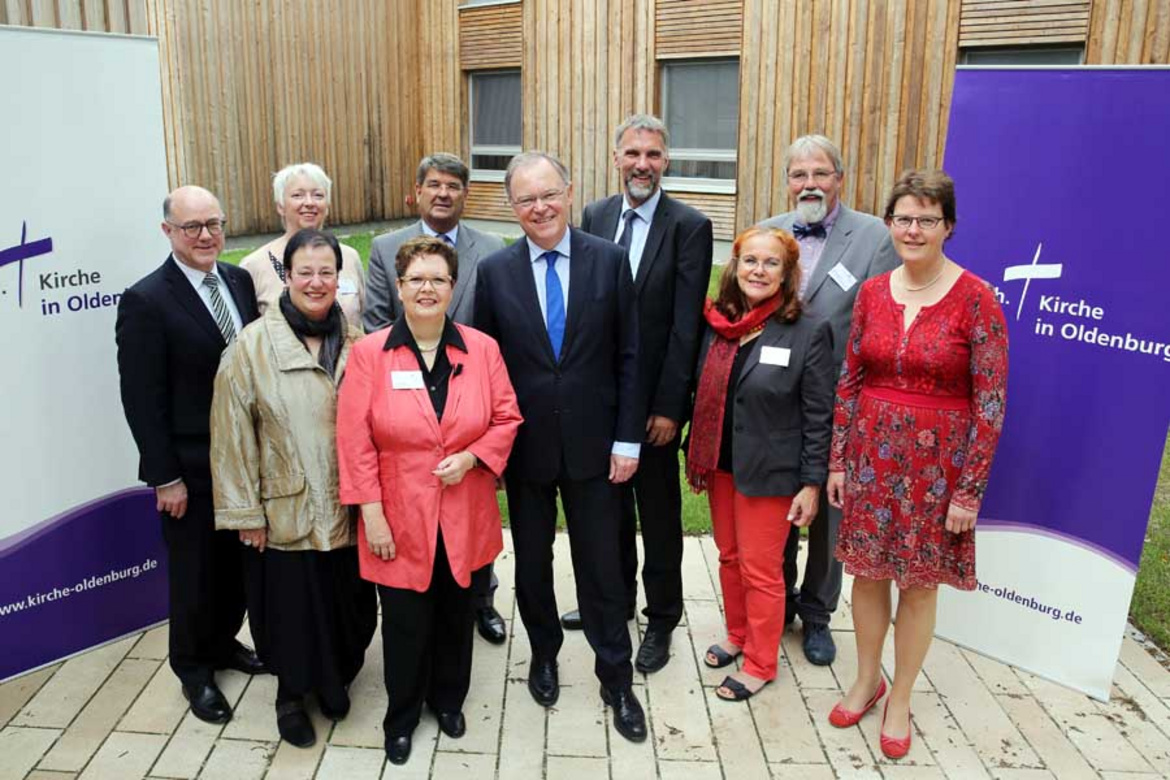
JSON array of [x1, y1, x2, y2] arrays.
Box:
[[687, 226, 835, 701]]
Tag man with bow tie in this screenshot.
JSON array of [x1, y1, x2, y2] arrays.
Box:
[[758, 135, 899, 666]]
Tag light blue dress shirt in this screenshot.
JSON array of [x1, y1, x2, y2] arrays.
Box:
[[614, 188, 662, 279]]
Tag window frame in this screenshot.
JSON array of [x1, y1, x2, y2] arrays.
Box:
[[467, 68, 522, 183], [959, 45, 1084, 66], [659, 58, 740, 195]]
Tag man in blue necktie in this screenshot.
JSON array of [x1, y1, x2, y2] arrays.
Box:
[[758, 135, 899, 666], [474, 151, 646, 743]]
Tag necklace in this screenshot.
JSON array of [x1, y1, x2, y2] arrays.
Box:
[[415, 339, 441, 353], [900, 261, 946, 292]]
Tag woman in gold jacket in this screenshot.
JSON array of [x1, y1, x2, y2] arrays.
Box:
[[211, 229, 376, 748]]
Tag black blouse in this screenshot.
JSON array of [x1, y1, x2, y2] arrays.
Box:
[[382, 317, 468, 423]]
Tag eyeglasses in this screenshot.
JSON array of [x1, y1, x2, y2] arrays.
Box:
[[422, 180, 464, 194], [292, 268, 337, 282], [167, 219, 227, 239], [787, 169, 838, 185], [739, 256, 783, 272], [400, 275, 453, 290], [889, 215, 944, 230], [511, 189, 565, 210]]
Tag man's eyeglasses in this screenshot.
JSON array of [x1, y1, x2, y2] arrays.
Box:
[[511, 189, 565, 210], [889, 215, 944, 230], [400, 276, 453, 290], [167, 219, 227, 239], [787, 170, 838, 185], [422, 180, 464, 194]]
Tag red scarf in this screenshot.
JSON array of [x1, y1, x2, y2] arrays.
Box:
[[686, 295, 781, 492]]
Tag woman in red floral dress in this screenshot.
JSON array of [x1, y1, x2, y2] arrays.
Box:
[[825, 170, 1008, 760]]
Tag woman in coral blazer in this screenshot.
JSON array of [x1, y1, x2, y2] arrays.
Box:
[[336, 236, 522, 766]]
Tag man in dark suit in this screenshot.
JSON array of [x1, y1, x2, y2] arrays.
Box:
[[116, 186, 265, 724], [559, 115, 713, 674], [364, 153, 509, 644], [758, 135, 900, 666], [474, 152, 646, 743]]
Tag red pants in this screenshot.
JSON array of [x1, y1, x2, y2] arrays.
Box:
[[709, 471, 792, 681]]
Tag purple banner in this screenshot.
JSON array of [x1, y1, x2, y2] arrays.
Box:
[[944, 68, 1170, 570], [0, 490, 167, 681]]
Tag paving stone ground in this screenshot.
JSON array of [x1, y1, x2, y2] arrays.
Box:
[[3, 534, 1170, 779]]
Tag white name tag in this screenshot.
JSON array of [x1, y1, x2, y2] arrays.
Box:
[[828, 262, 858, 292], [338, 278, 357, 295], [759, 346, 791, 367], [391, 370, 424, 390]]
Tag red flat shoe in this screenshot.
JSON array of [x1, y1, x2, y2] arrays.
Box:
[[879, 701, 912, 759], [828, 677, 887, 728]]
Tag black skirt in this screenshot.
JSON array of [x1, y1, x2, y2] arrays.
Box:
[[245, 545, 377, 702]]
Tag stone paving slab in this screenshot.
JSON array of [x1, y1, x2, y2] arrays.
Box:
[[3, 533, 1170, 779]]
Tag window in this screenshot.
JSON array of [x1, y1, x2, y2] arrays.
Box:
[[660, 59, 740, 192], [960, 46, 1083, 66], [469, 70, 521, 181]]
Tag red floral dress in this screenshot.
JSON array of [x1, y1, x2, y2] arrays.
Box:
[[830, 270, 1008, 590]]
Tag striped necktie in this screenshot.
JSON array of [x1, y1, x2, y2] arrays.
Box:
[[202, 273, 237, 344]]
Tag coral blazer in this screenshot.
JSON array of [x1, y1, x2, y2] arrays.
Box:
[[337, 322, 522, 592]]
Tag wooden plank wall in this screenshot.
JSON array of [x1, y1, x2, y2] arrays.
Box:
[[420, 1, 464, 159], [0, 0, 148, 31], [656, 0, 742, 57], [959, 0, 1091, 46], [459, 1, 523, 69], [1087, 0, 1170, 63], [737, 0, 961, 230]]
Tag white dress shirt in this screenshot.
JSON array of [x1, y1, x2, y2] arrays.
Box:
[[613, 188, 662, 279]]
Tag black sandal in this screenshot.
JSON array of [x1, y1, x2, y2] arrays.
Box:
[[716, 675, 770, 702], [704, 643, 742, 669]]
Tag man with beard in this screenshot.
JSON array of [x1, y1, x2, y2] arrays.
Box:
[[558, 114, 713, 675], [364, 153, 509, 645], [758, 135, 899, 666]]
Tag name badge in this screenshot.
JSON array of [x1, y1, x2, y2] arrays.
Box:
[[759, 346, 791, 367], [391, 370, 425, 390], [828, 262, 858, 292], [338, 278, 357, 295]]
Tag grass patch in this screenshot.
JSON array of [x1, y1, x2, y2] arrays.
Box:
[[222, 227, 1170, 651], [1130, 434, 1170, 650]]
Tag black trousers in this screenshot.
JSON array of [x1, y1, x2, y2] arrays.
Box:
[[160, 491, 247, 687], [782, 490, 843, 625], [618, 434, 684, 633], [377, 531, 474, 739], [506, 467, 634, 691], [470, 562, 498, 611]]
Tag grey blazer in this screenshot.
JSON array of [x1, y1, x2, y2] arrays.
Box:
[[694, 315, 835, 497], [363, 220, 505, 332], [758, 205, 899, 368]]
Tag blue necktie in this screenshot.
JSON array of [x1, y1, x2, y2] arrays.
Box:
[[543, 251, 565, 359], [439, 233, 454, 245], [793, 222, 827, 239]]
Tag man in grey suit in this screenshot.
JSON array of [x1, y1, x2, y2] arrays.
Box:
[[758, 135, 899, 666], [364, 152, 508, 644]]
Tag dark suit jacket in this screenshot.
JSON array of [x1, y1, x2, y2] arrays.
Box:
[[581, 192, 713, 424], [364, 220, 505, 331], [695, 314, 834, 497], [116, 255, 259, 494], [474, 228, 640, 483]]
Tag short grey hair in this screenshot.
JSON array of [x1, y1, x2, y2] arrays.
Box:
[[783, 135, 844, 175], [272, 162, 332, 206], [415, 153, 470, 187], [613, 114, 670, 150], [504, 151, 572, 200]]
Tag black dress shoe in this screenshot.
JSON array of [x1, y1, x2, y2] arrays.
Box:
[[635, 629, 671, 673], [560, 608, 583, 631], [600, 684, 647, 743], [476, 606, 507, 645], [219, 643, 267, 675], [318, 687, 350, 721], [434, 710, 466, 738], [182, 682, 232, 724], [527, 657, 559, 707], [802, 622, 837, 666], [385, 734, 412, 765], [276, 699, 316, 748]]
